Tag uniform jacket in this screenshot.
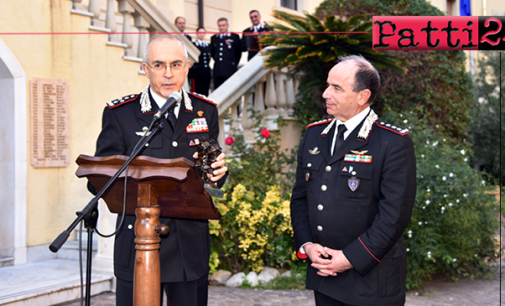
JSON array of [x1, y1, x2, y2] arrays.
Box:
[[93, 88, 222, 283], [290, 110, 416, 305], [210, 33, 242, 78], [241, 23, 271, 60], [189, 40, 211, 80]]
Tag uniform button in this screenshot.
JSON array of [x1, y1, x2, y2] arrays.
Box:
[[204, 65, 208, 68], [307, 163, 312, 167], [219, 58, 222, 61], [127, 224, 133, 230], [321, 185, 327, 191], [325, 165, 331, 172], [220, 48, 223, 51], [204, 61, 207, 63], [317, 225, 323, 231], [145, 143, 149, 147], [172, 141, 178, 147], [317, 204, 324, 211], [220, 43, 223, 45], [351, 171, 356, 175], [219, 53, 222, 56]]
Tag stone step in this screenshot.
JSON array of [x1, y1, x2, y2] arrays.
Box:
[[0, 259, 112, 306], [57, 240, 98, 261], [0, 256, 14, 268]]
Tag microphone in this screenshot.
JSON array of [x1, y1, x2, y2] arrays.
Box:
[[153, 91, 182, 120]]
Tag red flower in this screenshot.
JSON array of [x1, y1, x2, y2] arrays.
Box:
[[261, 128, 270, 139], [225, 136, 234, 146]]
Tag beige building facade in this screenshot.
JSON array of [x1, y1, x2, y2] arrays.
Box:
[[0, 0, 327, 269]]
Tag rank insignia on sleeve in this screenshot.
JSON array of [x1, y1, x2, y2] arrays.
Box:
[[348, 177, 360, 192], [186, 117, 209, 133], [344, 154, 373, 163]]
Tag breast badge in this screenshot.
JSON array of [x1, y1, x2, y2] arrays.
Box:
[[344, 154, 372, 163], [186, 117, 209, 133], [135, 126, 152, 137], [348, 177, 360, 192], [309, 147, 320, 155]]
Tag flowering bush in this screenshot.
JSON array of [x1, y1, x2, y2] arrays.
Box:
[[382, 110, 500, 289], [209, 112, 298, 273], [210, 184, 294, 273]]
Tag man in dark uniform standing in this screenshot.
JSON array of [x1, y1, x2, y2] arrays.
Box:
[[241, 10, 271, 61], [189, 27, 212, 96], [92, 35, 227, 306], [290, 55, 416, 306], [210, 17, 242, 89]]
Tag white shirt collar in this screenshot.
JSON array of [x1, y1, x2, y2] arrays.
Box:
[[331, 106, 370, 155], [253, 22, 264, 31], [196, 39, 207, 47], [336, 106, 370, 140], [149, 87, 181, 118]]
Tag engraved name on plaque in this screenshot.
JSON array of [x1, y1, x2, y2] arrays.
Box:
[[30, 78, 70, 168]]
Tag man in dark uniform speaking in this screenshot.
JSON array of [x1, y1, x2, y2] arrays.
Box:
[[290, 55, 416, 306], [92, 35, 227, 306]]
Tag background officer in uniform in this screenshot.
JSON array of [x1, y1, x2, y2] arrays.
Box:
[[91, 34, 227, 306], [241, 10, 271, 61], [290, 55, 416, 306], [189, 27, 212, 96], [210, 17, 242, 89], [175, 16, 192, 42]]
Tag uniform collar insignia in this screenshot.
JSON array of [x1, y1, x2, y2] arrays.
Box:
[[357, 109, 378, 139], [140, 86, 192, 113], [182, 88, 193, 112], [321, 119, 336, 135], [139, 85, 151, 113]]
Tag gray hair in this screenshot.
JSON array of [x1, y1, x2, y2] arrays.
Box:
[[144, 34, 188, 63], [337, 55, 381, 104]]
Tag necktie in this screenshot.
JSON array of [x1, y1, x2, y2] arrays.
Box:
[[333, 124, 347, 155], [167, 106, 177, 132]]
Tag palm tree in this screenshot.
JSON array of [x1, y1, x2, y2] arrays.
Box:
[[260, 11, 407, 124]]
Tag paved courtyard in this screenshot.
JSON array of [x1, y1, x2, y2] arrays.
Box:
[[61, 263, 504, 306]]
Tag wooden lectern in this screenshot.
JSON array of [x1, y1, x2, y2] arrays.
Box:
[[75, 154, 221, 306]]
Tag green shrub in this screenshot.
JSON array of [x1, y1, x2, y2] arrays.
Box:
[[382, 110, 500, 289], [209, 113, 297, 274], [471, 51, 505, 184]]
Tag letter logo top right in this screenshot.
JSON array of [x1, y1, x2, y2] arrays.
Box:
[[372, 16, 505, 51]]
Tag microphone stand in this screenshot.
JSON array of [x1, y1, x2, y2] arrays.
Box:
[[49, 118, 166, 306]]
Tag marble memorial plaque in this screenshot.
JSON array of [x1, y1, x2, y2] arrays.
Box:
[[30, 78, 70, 168]]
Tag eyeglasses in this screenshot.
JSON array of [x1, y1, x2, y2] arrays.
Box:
[[145, 61, 186, 72]]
